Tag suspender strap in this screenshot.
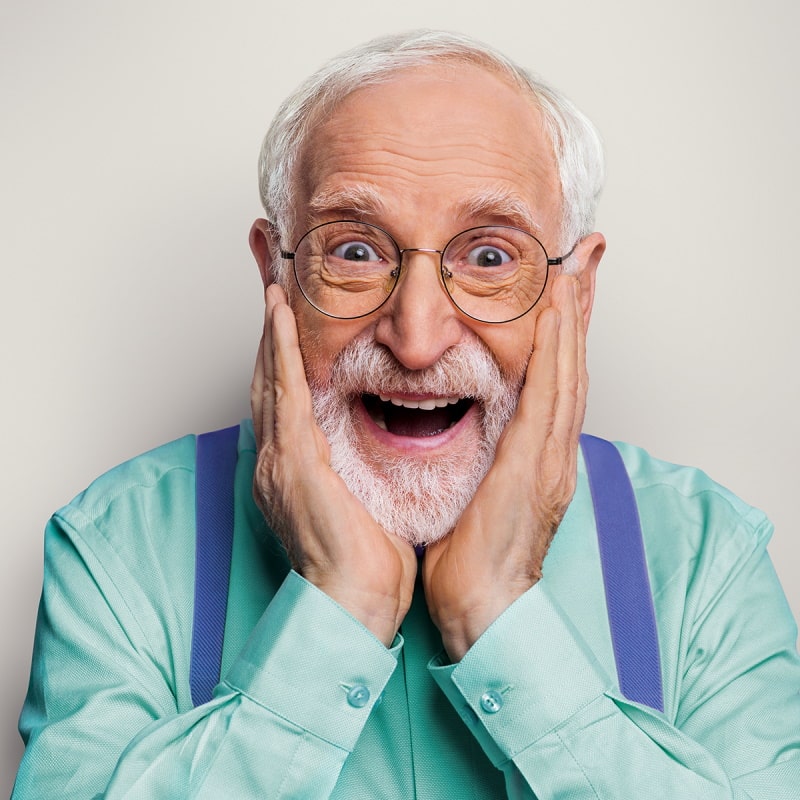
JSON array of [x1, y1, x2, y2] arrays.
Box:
[[580, 433, 664, 711], [190, 424, 240, 707]]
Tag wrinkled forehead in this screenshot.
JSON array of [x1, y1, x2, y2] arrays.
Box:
[[290, 61, 560, 238]]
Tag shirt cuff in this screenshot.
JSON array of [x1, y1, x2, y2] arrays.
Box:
[[429, 579, 614, 765], [225, 570, 402, 752]]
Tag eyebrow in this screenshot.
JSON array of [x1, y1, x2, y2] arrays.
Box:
[[454, 188, 543, 234], [306, 185, 389, 223], [306, 184, 542, 234]]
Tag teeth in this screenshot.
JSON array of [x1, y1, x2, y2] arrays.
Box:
[[377, 394, 461, 409]]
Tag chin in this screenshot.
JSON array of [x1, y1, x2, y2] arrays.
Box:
[[328, 423, 493, 546]]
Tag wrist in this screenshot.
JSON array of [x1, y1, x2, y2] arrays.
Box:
[[437, 584, 532, 662], [303, 574, 407, 647]]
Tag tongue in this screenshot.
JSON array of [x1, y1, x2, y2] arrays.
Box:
[[384, 405, 451, 437]]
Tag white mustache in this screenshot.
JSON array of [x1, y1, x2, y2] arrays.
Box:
[[315, 335, 524, 405]]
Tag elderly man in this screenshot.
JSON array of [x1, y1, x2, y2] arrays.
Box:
[[13, 30, 800, 799]]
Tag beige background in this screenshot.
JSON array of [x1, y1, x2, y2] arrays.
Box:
[[2, 0, 797, 792]]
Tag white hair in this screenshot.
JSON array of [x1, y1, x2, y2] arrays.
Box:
[[258, 29, 605, 277]]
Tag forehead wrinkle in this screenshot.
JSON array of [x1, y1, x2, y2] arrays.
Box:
[[324, 133, 533, 179], [306, 107, 555, 184]]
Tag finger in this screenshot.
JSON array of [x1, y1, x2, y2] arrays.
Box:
[[250, 329, 266, 449], [262, 285, 287, 448], [563, 275, 588, 444], [573, 277, 589, 440], [514, 303, 560, 437], [550, 276, 583, 444], [270, 295, 317, 441], [252, 284, 290, 452]]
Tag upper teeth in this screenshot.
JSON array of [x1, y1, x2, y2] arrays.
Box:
[[378, 394, 461, 410]]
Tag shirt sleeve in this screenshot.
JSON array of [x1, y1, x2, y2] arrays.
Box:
[[429, 522, 800, 799], [13, 513, 400, 800]]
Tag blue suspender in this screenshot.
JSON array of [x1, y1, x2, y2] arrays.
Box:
[[580, 434, 664, 711], [190, 427, 663, 712], [190, 424, 240, 708]]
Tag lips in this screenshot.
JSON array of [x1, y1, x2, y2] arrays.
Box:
[[361, 393, 474, 437]]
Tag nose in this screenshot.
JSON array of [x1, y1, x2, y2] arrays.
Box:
[[373, 249, 464, 370]]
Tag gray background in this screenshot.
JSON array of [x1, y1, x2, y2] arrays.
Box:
[[2, 0, 797, 792]]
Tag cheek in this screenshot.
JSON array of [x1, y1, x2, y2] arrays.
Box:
[[472, 315, 537, 382], [293, 305, 373, 386]]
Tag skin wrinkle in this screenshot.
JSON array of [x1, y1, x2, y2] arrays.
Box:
[[311, 153, 547, 201], [314, 110, 557, 174], [319, 138, 531, 173]]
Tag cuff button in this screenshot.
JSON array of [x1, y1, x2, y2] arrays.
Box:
[[479, 690, 503, 714]]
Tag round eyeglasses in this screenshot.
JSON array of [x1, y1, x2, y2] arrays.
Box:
[[281, 220, 575, 324]]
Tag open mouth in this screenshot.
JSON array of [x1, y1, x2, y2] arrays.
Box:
[[361, 393, 474, 437]]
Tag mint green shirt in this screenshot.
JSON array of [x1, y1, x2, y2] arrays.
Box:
[[13, 421, 800, 798]]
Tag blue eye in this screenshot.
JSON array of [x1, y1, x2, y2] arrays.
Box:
[[467, 245, 512, 268], [332, 241, 380, 262]]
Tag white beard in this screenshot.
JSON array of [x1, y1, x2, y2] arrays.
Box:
[[308, 337, 523, 545]]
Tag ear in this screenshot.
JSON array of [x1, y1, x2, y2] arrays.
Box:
[[249, 218, 280, 288], [571, 232, 605, 331]]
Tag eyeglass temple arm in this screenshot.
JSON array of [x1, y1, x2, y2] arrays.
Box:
[[280, 250, 295, 259], [547, 240, 579, 267]]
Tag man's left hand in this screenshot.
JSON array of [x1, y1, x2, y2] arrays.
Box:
[[422, 275, 587, 661]]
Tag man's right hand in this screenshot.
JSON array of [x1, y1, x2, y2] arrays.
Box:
[[250, 284, 417, 647]]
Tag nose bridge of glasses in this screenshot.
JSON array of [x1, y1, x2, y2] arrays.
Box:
[[386, 245, 459, 342], [392, 246, 453, 297], [396, 246, 448, 276], [398, 246, 444, 260]]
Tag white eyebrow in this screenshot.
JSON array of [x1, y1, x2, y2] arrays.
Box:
[[306, 185, 389, 222], [455, 188, 543, 234]]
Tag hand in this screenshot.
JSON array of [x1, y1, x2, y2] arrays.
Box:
[[251, 284, 417, 646], [422, 275, 587, 660]]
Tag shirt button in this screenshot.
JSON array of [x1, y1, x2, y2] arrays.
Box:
[[346, 685, 371, 708], [479, 690, 504, 714]]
